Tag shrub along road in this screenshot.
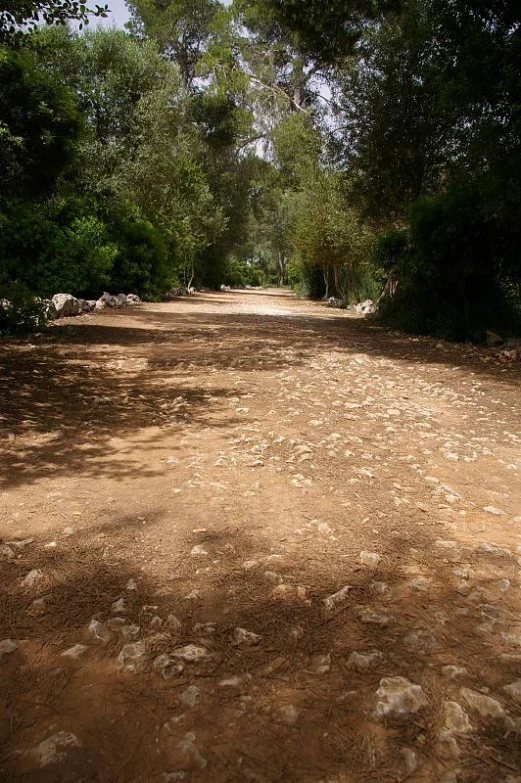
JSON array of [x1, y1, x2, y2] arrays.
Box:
[[1, 289, 521, 782]]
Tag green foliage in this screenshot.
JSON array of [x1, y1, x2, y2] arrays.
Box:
[[0, 0, 108, 38], [0, 199, 117, 297], [0, 282, 51, 335], [375, 181, 521, 339], [0, 45, 82, 197], [221, 256, 265, 287]]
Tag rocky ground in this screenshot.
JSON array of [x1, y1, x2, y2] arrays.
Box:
[[1, 289, 521, 783]]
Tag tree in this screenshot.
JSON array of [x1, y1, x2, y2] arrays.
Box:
[[0, 0, 108, 38]]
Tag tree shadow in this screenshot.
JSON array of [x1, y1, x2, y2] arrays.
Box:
[[1, 512, 521, 782]]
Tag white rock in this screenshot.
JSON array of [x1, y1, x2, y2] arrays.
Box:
[[87, 619, 110, 643], [60, 644, 88, 659], [233, 627, 261, 646], [191, 545, 208, 556], [403, 629, 440, 651], [117, 641, 148, 673], [152, 654, 184, 679], [126, 579, 138, 591], [443, 701, 472, 733], [26, 731, 81, 767], [359, 608, 390, 626], [176, 733, 207, 769], [346, 650, 383, 672], [360, 551, 381, 566], [502, 680, 521, 703], [0, 639, 18, 659], [111, 597, 127, 614], [483, 506, 505, 516], [180, 685, 200, 707], [460, 688, 506, 719], [410, 576, 430, 592], [120, 624, 140, 641], [171, 644, 214, 662], [278, 704, 300, 725], [219, 676, 243, 688], [311, 653, 331, 674], [324, 585, 352, 610], [52, 294, 80, 318], [436, 729, 461, 760], [21, 569, 44, 588], [0, 545, 14, 559], [441, 665, 468, 680], [165, 614, 182, 631], [375, 677, 428, 719]]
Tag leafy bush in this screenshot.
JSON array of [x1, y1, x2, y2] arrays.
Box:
[[0, 282, 53, 334], [375, 182, 521, 340], [221, 257, 265, 288], [108, 210, 170, 300]]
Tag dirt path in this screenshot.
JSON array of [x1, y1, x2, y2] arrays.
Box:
[[1, 289, 521, 783]]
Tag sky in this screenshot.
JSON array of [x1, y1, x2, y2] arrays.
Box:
[[88, 0, 131, 29]]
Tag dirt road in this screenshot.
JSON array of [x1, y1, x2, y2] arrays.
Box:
[[1, 289, 521, 783]]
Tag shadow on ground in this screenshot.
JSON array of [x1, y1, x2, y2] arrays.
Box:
[[1, 514, 521, 782]]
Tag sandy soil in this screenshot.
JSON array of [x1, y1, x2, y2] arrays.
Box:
[[1, 289, 521, 783]]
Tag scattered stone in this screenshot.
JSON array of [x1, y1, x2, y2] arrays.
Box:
[[176, 732, 207, 770], [180, 686, 200, 708], [460, 688, 506, 720], [150, 616, 163, 629], [233, 627, 261, 646], [60, 644, 88, 660], [87, 619, 110, 643], [0, 638, 18, 660], [375, 677, 428, 719], [152, 654, 184, 679], [403, 629, 441, 652], [171, 645, 215, 662], [410, 576, 430, 592], [443, 701, 472, 733], [117, 641, 148, 673], [370, 581, 393, 600], [436, 730, 461, 760], [360, 551, 381, 566], [21, 569, 44, 588], [26, 731, 81, 767], [165, 615, 182, 631], [191, 545, 208, 556], [502, 680, 521, 703], [310, 653, 331, 674], [324, 585, 352, 610], [359, 608, 390, 626], [401, 748, 419, 773], [277, 704, 300, 725], [263, 570, 283, 584], [126, 579, 138, 591], [6, 537, 34, 550], [120, 624, 141, 641], [242, 559, 259, 570], [0, 545, 14, 560], [107, 617, 126, 630], [346, 650, 383, 672], [441, 665, 468, 680], [111, 598, 127, 614], [219, 676, 243, 688]]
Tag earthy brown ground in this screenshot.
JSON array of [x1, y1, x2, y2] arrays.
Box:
[[1, 289, 521, 783]]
